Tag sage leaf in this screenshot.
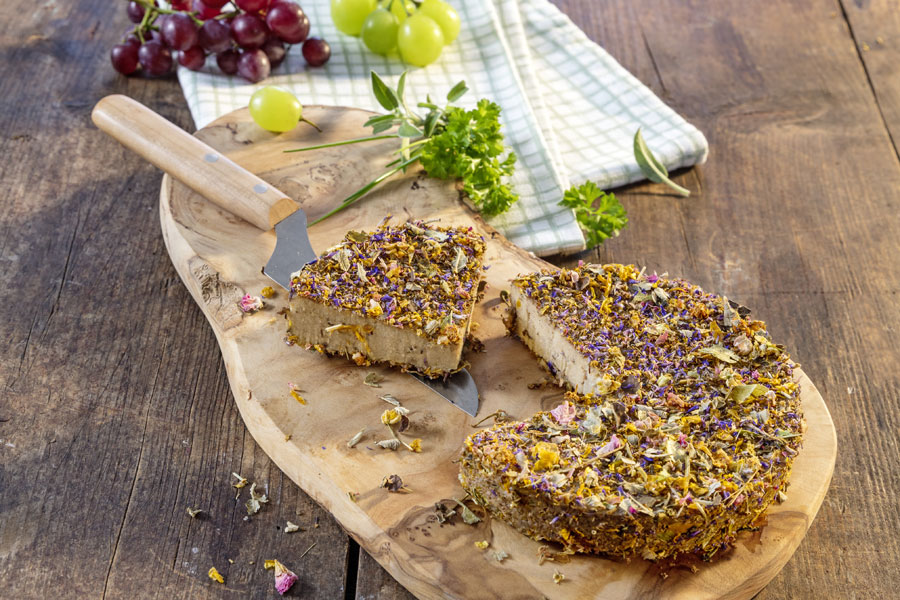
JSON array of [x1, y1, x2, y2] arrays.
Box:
[[633, 128, 690, 197], [371, 71, 399, 111], [398, 121, 423, 138], [397, 71, 407, 105], [446, 80, 469, 102]]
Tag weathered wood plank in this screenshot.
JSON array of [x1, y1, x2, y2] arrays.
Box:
[[552, 1, 900, 600], [0, 0, 350, 598], [838, 0, 900, 159]]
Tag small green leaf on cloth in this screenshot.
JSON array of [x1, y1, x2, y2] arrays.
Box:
[[634, 128, 690, 197]]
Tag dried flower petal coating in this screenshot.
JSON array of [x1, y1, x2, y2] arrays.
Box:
[[461, 264, 804, 561]]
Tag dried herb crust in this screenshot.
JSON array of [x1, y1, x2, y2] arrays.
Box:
[[460, 264, 804, 560], [287, 219, 486, 377]]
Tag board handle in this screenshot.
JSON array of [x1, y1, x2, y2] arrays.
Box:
[[92, 94, 297, 231]]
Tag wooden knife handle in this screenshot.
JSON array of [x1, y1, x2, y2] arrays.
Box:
[[92, 94, 297, 231]]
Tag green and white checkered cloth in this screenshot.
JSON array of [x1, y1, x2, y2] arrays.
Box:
[[177, 0, 708, 256]]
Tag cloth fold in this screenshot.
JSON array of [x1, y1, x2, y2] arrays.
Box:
[[177, 0, 708, 256]]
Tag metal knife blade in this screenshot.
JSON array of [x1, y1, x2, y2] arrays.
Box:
[[413, 370, 480, 417], [264, 209, 317, 290]]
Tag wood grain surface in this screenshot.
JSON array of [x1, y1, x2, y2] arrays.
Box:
[[1, 0, 899, 598], [157, 104, 834, 599]]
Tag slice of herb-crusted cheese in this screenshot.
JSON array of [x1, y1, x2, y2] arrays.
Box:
[[286, 219, 486, 377]]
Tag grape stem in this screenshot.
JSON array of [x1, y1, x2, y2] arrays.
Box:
[[132, 0, 205, 27], [283, 134, 399, 153], [310, 155, 420, 225], [300, 117, 322, 133]]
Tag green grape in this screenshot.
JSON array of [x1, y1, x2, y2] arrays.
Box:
[[361, 8, 399, 55], [331, 0, 377, 36], [397, 13, 445, 67], [249, 86, 302, 133], [385, 0, 415, 24], [418, 0, 460, 44]]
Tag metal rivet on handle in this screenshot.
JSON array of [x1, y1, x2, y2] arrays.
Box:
[[253, 183, 268, 194], [204, 153, 219, 163]]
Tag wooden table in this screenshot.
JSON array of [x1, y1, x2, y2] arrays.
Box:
[[1, 0, 898, 598]]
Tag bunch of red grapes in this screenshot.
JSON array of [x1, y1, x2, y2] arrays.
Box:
[[111, 0, 331, 83]]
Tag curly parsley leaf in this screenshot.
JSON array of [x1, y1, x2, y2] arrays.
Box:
[[559, 181, 628, 248], [419, 99, 518, 217]]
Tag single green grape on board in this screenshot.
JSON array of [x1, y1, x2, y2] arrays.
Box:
[[249, 86, 302, 133]]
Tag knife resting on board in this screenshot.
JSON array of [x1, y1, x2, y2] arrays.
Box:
[[91, 94, 480, 416]]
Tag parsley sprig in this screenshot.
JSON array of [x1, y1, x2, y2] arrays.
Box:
[[558, 181, 628, 248], [286, 71, 517, 224]]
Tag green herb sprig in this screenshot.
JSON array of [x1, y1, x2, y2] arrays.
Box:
[[286, 71, 518, 224], [558, 181, 628, 248]]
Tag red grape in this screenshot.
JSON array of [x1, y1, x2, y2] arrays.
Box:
[[126, 1, 154, 24], [111, 43, 140, 75], [201, 0, 230, 8], [178, 46, 207, 70], [231, 14, 268, 49], [237, 49, 271, 82], [138, 40, 173, 76], [216, 49, 240, 74], [122, 34, 142, 52], [191, 0, 222, 20], [170, 0, 191, 9], [266, 3, 309, 44], [198, 19, 232, 53], [261, 37, 286, 67], [302, 37, 330, 67], [236, 0, 269, 12], [161, 13, 199, 51]]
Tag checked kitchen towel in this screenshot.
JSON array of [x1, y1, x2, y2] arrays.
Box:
[[177, 0, 708, 256]]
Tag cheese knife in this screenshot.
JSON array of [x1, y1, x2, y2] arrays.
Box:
[[91, 95, 479, 416]]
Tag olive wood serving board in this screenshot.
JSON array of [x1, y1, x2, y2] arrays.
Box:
[[158, 105, 836, 600]]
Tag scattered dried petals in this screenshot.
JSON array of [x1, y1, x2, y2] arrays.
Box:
[[239, 294, 264, 313], [475, 540, 489, 549], [284, 521, 301, 533], [232, 473, 248, 489], [364, 372, 384, 387], [379, 394, 401, 406], [208, 566, 224, 584], [264, 559, 298, 595], [186, 507, 203, 518], [492, 550, 509, 562], [260, 286, 275, 298], [409, 438, 422, 453], [381, 474, 410, 493], [347, 428, 366, 448], [246, 482, 269, 515], [451, 498, 481, 525], [381, 409, 401, 425], [288, 382, 306, 405], [553, 570, 565, 584], [376, 439, 402, 450]]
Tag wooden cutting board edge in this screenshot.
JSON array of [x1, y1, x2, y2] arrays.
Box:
[[156, 105, 837, 600]]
